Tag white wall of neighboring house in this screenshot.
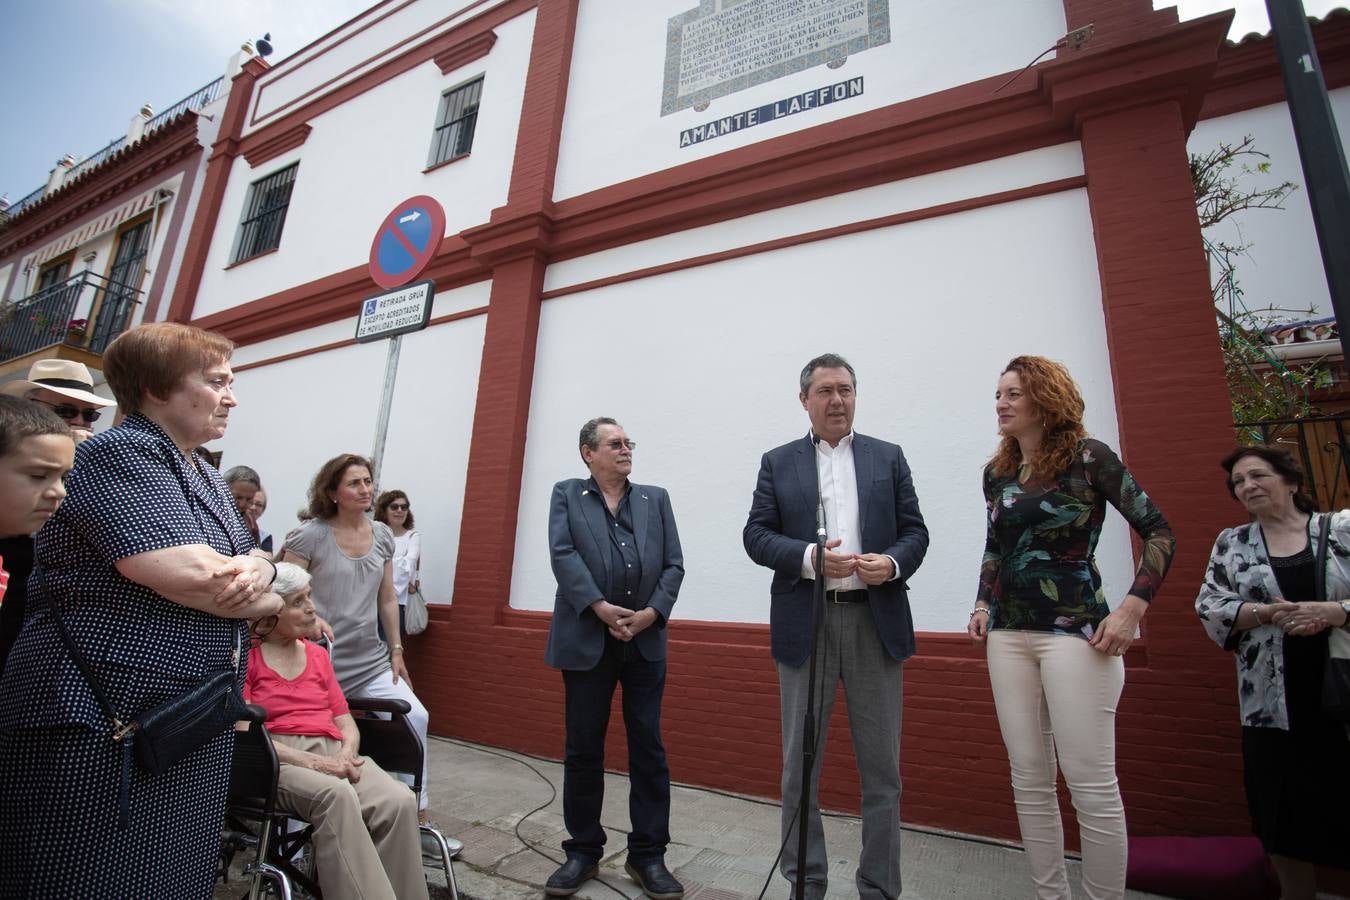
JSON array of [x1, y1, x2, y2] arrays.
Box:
[[1189, 85, 1350, 321], [216, 279, 490, 604], [553, 0, 1067, 200], [510, 187, 1135, 631], [192, 9, 537, 319]]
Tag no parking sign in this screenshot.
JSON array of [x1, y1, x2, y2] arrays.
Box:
[[368, 195, 446, 290]]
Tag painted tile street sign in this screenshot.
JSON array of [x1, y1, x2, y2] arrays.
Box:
[[355, 279, 436, 343], [368, 195, 446, 289]]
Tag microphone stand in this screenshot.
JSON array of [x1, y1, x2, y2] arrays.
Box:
[[794, 487, 828, 900]]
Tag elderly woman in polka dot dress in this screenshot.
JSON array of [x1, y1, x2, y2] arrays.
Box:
[[0, 323, 282, 899]]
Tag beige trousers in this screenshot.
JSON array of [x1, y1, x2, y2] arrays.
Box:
[[271, 734, 429, 900], [986, 630, 1127, 900]]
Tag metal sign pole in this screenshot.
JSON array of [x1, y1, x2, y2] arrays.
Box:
[[370, 333, 402, 499], [1264, 0, 1350, 364]]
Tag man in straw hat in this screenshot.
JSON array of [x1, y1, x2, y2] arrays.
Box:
[[2, 359, 116, 443]]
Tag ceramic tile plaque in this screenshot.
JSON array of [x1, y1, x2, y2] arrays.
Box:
[[661, 0, 890, 116]]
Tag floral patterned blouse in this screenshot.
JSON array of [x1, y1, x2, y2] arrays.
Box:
[[1195, 511, 1350, 730], [977, 438, 1175, 639]]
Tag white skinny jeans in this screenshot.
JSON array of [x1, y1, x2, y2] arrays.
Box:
[[986, 630, 1126, 900], [346, 670, 431, 811]]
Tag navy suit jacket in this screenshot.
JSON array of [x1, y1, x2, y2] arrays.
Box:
[[544, 478, 684, 671], [743, 433, 929, 666]]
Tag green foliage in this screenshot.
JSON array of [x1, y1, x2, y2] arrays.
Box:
[[1192, 135, 1331, 436]]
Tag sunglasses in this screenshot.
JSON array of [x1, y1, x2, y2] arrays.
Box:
[[604, 439, 636, 451], [387, 503, 409, 511], [36, 400, 101, 424]]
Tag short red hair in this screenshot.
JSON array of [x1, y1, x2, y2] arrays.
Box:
[[103, 322, 234, 416]]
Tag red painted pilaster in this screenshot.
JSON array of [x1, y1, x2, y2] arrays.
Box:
[[1079, 99, 1250, 837], [418, 0, 581, 750], [166, 58, 266, 324]]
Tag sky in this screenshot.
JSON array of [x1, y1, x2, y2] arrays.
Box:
[[0, 0, 1343, 203]]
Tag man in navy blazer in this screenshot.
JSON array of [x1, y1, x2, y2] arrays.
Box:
[[744, 353, 928, 900], [544, 417, 685, 899]]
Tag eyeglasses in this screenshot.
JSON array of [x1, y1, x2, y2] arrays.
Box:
[[604, 439, 636, 451], [35, 400, 101, 424], [387, 503, 409, 511]]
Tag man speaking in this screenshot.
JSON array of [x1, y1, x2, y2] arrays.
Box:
[[743, 353, 928, 900]]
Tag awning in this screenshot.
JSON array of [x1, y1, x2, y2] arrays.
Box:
[[25, 187, 171, 269]]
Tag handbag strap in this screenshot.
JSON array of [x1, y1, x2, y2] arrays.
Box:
[[46, 597, 136, 828], [46, 596, 126, 734], [1316, 512, 1332, 603]]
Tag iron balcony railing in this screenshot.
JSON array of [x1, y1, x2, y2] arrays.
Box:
[[4, 185, 46, 218], [3, 74, 226, 220], [145, 76, 224, 134], [0, 270, 143, 364], [65, 137, 129, 183]]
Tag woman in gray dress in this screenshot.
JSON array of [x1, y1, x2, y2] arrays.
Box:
[[280, 454, 433, 816]]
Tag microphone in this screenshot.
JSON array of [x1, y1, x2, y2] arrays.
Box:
[[811, 432, 826, 573]]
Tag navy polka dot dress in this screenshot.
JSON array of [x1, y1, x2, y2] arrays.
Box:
[[0, 414, 255, 899]]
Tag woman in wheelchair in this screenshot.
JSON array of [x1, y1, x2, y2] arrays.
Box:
[[247, 562, 429, 900]]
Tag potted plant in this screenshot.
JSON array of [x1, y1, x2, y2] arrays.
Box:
[[66, 317, 88, 344]]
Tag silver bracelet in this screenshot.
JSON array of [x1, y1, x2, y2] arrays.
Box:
[[970, 607, 991, 619]]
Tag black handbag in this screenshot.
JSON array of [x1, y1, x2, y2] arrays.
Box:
[[1315, 513, 1350, 721], [48, 598, 246, 828]]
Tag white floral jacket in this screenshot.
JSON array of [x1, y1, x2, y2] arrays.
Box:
[[1195, 510, 1350, 730]]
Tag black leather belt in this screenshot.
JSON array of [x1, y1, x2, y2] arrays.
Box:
[[826, 589, 869, 604]]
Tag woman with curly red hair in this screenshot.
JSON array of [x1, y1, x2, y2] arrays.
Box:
[[967, 355, 1175, 900]]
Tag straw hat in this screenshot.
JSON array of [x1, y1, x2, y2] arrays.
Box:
[[0, 359, 116, 407]]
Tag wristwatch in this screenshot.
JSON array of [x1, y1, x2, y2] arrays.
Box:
[[1340, 600, 1350, 626]]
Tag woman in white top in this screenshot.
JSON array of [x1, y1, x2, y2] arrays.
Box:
[[374, 490, 419, 641]]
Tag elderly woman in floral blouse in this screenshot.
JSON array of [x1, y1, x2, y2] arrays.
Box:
[[1196, 444, 1350, 900]]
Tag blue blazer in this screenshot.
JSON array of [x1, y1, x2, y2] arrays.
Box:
[[544, 478, 684, 671], [743, 433, 929, 666]]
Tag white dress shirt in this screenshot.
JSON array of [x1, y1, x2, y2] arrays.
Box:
[[799, 432, 899, 589]]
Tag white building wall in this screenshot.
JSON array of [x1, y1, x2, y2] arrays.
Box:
[[215, 281, 490, 604], [510, 187, 1136, 632], [243, 0, 523, 129], [1189, 85, 1350, 321], [192, 9, 536, 319], [553, 0, 1066, 200], [545, 142, 1084, 292]]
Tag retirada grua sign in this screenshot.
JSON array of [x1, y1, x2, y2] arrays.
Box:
[[355, 280, 435, 343]]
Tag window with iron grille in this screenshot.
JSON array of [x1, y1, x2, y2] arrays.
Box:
[[427, 77, 482, 168], [35, 257, 72, 294], [231, 163, 298, 264]]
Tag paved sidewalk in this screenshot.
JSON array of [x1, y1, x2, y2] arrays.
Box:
[[419, 737, 1169, 900]]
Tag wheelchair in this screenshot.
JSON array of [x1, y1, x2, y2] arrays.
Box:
[[222, 698, 459, 899]]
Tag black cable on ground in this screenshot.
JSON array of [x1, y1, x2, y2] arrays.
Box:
[[438, 738, 637, 900], [435, 728, 1029, 900]]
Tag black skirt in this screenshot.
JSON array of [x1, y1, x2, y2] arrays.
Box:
[[1242, 548, 1350, 868]]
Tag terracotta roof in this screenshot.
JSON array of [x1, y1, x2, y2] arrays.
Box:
[[0, 111, 199, 229], [1227, 6, 1350, 47]]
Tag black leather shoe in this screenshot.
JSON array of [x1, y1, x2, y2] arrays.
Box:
[[545, 856, 599, 896], [624, 859, 684, 900]]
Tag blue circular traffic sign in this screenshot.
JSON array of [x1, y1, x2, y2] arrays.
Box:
[[368, 195, 446, 289]]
